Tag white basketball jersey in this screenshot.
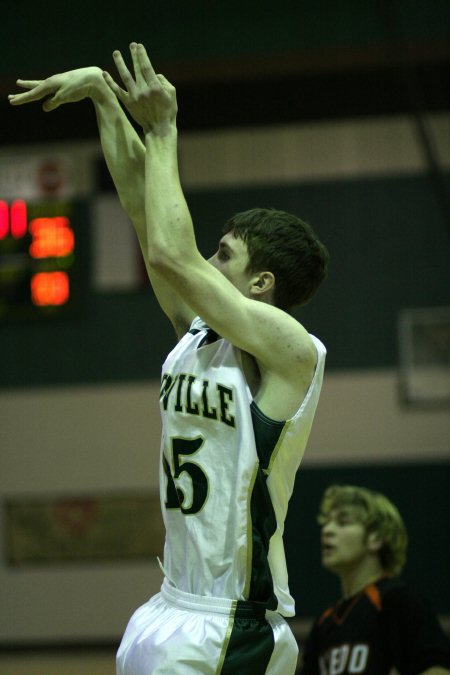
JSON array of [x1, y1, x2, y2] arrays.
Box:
[[159, 316, 326, 617]]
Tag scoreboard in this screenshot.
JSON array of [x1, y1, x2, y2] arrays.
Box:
[[0, 198, 81, 320]]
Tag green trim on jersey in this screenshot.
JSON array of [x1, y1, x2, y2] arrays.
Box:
[[244, 463, 260, 599], [250, 402, 286, 472], [246, 403, 286, 608]]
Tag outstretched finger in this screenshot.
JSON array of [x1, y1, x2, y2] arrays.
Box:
[[129, 42, 144, 84], [16, 79, 42, 90], [8, 81, 50, 105], [102, 71, 128, 101], [112, 50, 137, 93], [137, 43, 158, 85]]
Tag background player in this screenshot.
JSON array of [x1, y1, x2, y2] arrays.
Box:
[[9, 43, 329, 674], [298, 484, 450, 674]]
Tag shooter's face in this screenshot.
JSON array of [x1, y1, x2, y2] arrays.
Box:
[[208, 232, 253, 297]]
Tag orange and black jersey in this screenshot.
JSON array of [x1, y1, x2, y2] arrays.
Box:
[[299, 577, 450, 674]]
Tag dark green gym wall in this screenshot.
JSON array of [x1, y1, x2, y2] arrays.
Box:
[[2, 0, 449, 77]]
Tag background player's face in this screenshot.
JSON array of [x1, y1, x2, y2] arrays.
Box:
[[320, 507, 372, 574], [208, 232, 255, 297]]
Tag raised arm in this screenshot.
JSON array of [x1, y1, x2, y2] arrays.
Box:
[[91, 66, 195, 336], [103, 44, 317, 418], [8, 66, 194, 337]]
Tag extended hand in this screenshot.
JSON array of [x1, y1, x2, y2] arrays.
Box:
[[8, 67, 105, 111], [102, 43, 177, 135]]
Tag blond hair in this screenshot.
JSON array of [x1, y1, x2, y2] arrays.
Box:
[[318, 485, 408, 575]]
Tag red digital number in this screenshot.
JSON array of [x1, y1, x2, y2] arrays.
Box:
[[0, 200, 28, 240], [29, 217, 74, 259], [31, 271, 70, 306]]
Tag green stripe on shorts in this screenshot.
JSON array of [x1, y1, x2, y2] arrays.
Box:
[[219, 612, 274, 674]]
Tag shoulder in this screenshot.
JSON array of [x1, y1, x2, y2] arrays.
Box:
[[263, 305, 322, 382], [377, 577, 444, 629], [230, 298, 322, 383], [378, 576, 428, 608]]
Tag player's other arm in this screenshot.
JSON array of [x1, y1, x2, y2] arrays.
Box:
[[8, 68, 145, 232], [91, 69, 194, 337], [8, 66, 194, 337]]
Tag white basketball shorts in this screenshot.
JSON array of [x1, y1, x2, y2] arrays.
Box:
[[116, 578, 298, 674]]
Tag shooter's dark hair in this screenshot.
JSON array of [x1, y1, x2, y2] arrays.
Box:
[[223, 208, 329, 311]]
